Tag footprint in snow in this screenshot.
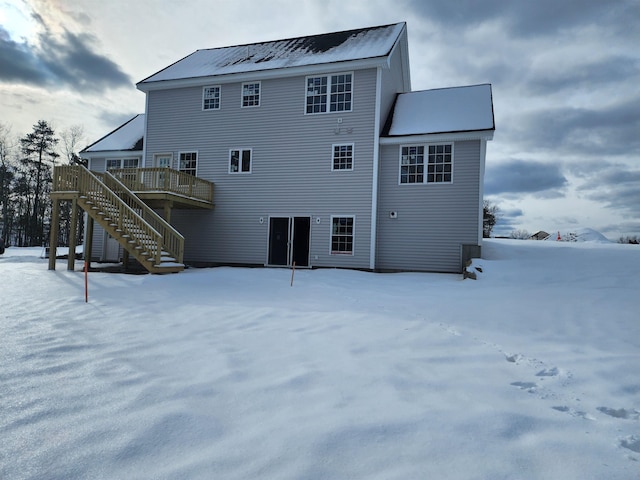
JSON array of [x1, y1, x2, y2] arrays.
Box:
[[536, 367, 559, 377], [552, 405, 595, 420], [511, 381, 537, 393], [597, 407, 640, 420], [619, 435, 640, 454]]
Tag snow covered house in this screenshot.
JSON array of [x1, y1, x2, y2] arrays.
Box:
[[54, 22, 494, 273]]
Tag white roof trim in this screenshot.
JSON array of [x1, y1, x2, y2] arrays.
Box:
[[379, 130, 495, 145]]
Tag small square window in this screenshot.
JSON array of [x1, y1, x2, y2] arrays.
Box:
[[242, 82, 260, 107], [332, 144, 354, 171], [203, 86, 221, 110]]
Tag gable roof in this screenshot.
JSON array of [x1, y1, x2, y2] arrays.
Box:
[[81, 114, 145, 153], [384, 84, 495, 137], [138, 23, 406, 87]]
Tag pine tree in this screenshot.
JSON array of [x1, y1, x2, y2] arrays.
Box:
[[20, 121, 59, 246]]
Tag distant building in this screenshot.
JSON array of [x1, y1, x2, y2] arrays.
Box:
[[530, 231, 550, 240]]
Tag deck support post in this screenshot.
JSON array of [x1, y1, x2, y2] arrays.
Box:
[[48, 199, 60, 270], [67, 199, 79, 271], [162, 200, 173, 223]]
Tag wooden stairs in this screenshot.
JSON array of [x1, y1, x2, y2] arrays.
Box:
[[52, 165, 185, 274]]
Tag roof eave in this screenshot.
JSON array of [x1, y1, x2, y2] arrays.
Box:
[[80, 149, 143, 158], [380, 129, 495, 144], [136, 56, 390, 92]]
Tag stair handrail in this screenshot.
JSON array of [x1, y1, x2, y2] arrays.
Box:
[[73, 166, 164, 266], [103, 171, 184, 264]]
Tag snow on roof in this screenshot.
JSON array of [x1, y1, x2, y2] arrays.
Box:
[[82, 114, 145, 153], [139, 23, 405, 84], [386, 84, 495, 136]]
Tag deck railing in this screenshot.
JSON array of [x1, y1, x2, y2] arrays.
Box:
[[110, 168, 214, 204]]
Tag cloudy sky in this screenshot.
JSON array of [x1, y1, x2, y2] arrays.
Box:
[[1, 0, 639, 239]]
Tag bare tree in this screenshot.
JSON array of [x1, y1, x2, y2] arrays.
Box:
[[60, 124, 87, 166], [510, 229, 531, 240], [483, 200, 500, 238], [0, 123, 17, 245], [58, 124, 87, 246]]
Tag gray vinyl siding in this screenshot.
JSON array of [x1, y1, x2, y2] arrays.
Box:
[[376, 140, 482, 273], [379, 42, 407, 132], [145, 68, 380, 269]]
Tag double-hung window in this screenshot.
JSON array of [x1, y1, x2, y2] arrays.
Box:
[[306, 73, 352, 114], [400, 144, 453, 184], [203, 86, 221, 110], [242, 82, 260, 107], [332, 144, 354, 171], [331, 216, 354, 255], [400, 146, 424, 184], [229, 149, 252, 173], [427, 144, 453, 183], [179, 152, 197, 176]]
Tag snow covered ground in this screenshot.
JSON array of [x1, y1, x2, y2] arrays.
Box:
[[1, 239, 639, 479]]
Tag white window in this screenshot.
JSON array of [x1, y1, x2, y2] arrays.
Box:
[[203, 86, 221, 110], [399, 146, 424, 184], [330, 216, 354, 255], [332, 143, 354, 171], [179, 152, 197, 176], [242, 82, 260, 107], [106, 158, 121, 171], [400, 144, 453, 184], [229, 148, 252, 173], [426, 144, 453, 183], [106, 158, 139, 170], [306, 73, 352, 114], [122, 158, 139, 169]]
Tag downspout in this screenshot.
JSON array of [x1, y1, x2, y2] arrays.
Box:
[[369, 66, 383, 270], [478, 139, 487, 245], [142, 93, 149, 167]]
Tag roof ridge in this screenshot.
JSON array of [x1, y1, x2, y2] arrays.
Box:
[[194, 22, 406, 53]]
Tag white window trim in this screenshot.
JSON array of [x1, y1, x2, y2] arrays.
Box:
[[398, 143, 454, 185], [202, 85, 221, 111], [178, 150, 198, 176], [241, 81, 261, 108], [228, 148, 253, 174], [329, 215, 355, 256], [304, 71, 354, 115], [331, 143, 355, 171]]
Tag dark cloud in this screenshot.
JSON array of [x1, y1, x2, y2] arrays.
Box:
[[405, 0, 640, 38], [574, 165, 640, 216], [0, 26, 48, 83], [0, 25, 131, 92], [526, 56, 640, 95], [485, 160, 568, 196], [506, 97, 640, 157]]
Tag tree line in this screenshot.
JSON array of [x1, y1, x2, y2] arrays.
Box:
[[0, 120, 85, 247]]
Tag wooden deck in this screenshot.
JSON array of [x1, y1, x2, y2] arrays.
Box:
[[50, 166, 214, 274]]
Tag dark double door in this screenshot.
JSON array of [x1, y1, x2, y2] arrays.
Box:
[[268, 217, 310, 267]]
